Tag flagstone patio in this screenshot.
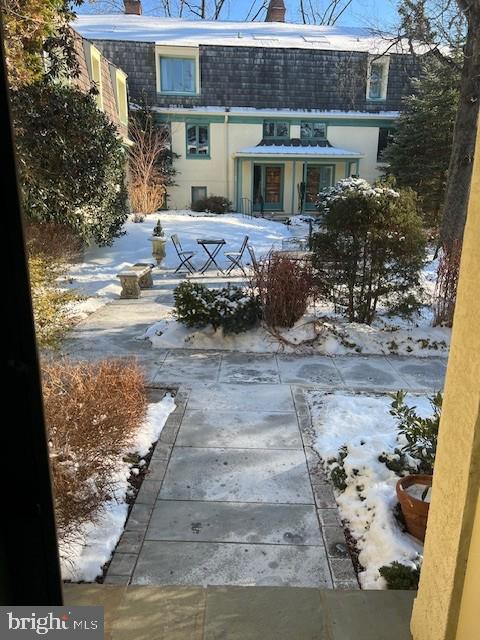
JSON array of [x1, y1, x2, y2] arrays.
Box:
[[60, 272, 447, 590]]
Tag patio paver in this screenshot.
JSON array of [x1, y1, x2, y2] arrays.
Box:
[[176, 409, 302, 448], [159, 446, 314, 503], [145, 501, 322, 545], [132, 541, 332, 588]]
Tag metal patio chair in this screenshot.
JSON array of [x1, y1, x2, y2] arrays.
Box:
[[171, 234, 197, 274], [247, 244, 260, 272], [224, 235, 249, 276]]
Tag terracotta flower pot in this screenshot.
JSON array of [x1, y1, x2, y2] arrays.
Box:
[[396, 474, 433, 542]]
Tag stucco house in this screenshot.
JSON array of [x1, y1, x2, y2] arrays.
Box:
[[74, 0, 423, 214]]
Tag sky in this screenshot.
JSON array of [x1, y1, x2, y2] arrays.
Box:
[[78, 1, 400, 31]]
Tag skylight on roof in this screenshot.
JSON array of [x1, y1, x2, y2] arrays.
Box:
[[252, 35, 280, 41], [303, 36, 331, 44]]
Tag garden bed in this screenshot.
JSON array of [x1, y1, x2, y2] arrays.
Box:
[[307, 391, 434, 589], [60, 389, 175, 582]]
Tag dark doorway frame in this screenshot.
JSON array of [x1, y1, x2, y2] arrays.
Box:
[[0, 14, 63, 605]]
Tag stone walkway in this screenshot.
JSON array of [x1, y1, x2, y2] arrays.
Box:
[[99, 350, 445, 589], [62, 275, 447, 590]]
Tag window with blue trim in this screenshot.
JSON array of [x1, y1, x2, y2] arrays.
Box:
[[263, 121, 289, 139], [301, 121, 327, 140], [186, 124, 209, 157], [160, 57, 195, 94]]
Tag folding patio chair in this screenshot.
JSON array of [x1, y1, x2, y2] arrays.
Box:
[[224, 235, 249, 275], [171, 234, 196, 274], [247, 244, 259, 271]]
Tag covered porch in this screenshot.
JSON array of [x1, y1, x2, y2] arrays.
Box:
[[233, 145, 363, 216]]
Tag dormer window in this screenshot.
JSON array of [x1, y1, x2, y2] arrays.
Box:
[[115, 70, 128, 125], [160, 57, 195, 94], [367, 56, 390, 101], [90, 45, 103, 110], [263, 120, 289, 139], [156, 46, 200, 95]]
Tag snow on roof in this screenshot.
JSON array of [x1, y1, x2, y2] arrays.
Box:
[[74, 14, 423, 55], [151, 105, 400, 119], [236, 145, 363, 157]]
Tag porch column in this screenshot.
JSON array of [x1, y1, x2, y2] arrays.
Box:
[[411, 119, 480, 640]]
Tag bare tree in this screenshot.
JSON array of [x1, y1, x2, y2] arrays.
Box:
[[128, 113, 173, 214], [85, 0, 238, 19], [298, 0, 353, 25]]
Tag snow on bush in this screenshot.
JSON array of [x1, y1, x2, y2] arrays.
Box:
[[308, 391, 434, 589], [313, 178, 426, 325]]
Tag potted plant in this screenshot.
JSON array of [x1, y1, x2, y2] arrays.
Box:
[[396, 474, 432, 542], [150, 219, 166, 259], [390, 391, 442, 542]]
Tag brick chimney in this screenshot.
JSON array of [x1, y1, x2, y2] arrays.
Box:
[[266, 0, 286, 22], [124, 0, 142, 15]]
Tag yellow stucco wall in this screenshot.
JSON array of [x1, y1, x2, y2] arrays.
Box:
[[328, 125, 381, 183], [455, 490, 480, 639], [166, 117, 382, 210], [411, 119, 480, 640]]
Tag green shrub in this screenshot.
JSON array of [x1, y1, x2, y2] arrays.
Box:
[[11, 82, 128, 246], [328, 445, 348, 492], [191, 195, 232, 214], [379, 561, 420, 589], [174, 281, 261, 334], [378, 448, 418, 476], [29, 255, 79, 349], [313, 178, 426, 324], [390, 391, 442, 475]]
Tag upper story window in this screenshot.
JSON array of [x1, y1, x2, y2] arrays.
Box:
[[115, 70, 128, 126], [367, 56, 390, 101], [90, 45, 103, 110], [263, 121, 289, 139], [186, 123, 209, 157], [160, 57, 196, 94], [377, 126, 395, 161], [301, 121, 327, 140]]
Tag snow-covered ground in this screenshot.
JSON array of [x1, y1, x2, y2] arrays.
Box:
[[308, 391, 433, 589], [65, 211, 296, 318], [65, 210, 450, 357], [61, 394, 176, 582]]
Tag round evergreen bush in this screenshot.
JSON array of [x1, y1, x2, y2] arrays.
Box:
[[313, 178, 427, 324]]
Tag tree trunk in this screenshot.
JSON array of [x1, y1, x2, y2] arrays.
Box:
[[440, 8, 480, 250]]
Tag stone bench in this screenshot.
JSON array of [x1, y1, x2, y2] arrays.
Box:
[[117, 263, 154, 299]]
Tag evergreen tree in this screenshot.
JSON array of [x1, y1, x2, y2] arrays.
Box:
[[382, 58, 460, 231], [11, 83, 129, 246]]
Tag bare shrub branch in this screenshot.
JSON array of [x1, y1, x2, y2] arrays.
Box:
[[128, 115, 171, 214], [42, 359, 147, 548], [251, 251, 318, 328]]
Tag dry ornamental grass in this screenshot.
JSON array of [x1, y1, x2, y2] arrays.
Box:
[[41, 359, 147, 546]]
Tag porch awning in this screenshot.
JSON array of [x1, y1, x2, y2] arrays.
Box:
[[234, 144, 363, 159]]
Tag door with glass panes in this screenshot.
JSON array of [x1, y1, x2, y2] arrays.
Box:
[[253, 165, 283, 212], [304, 164, 334, 209]]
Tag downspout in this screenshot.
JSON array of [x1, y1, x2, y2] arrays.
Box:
[[224, 109, 230, 202]]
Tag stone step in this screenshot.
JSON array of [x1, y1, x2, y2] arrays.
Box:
[[64, 583, 415, 639]]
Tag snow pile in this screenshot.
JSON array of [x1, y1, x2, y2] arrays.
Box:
[[308, 391, 432, 589], [61, 394, 176, 582], [144, 308, 450, 357]]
